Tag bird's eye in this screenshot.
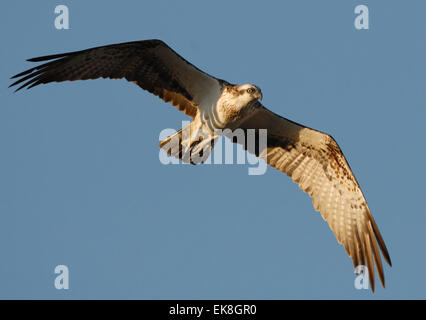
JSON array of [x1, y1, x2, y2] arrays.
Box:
[[247, 88, 255, 94]]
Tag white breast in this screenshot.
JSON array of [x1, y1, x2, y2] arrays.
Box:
[[198, 86, 230, 131]]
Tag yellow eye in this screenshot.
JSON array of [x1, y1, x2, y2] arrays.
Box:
[[247, 88, 255, 94]]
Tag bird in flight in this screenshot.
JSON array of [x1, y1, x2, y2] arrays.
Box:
[[10, 39, 391, 291]]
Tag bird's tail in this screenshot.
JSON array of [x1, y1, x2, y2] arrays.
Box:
[[159, 122, 217, 165]]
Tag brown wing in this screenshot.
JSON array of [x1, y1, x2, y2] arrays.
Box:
[[239, 104, 392, 292], [10, 39, 226, 118]]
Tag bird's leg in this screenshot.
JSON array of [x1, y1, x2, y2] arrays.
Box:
[[186, 122, 217, 165], [159, 121, 217, 165]]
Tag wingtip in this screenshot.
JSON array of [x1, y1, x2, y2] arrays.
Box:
[[8, 85, 16, 92], [27, 56, 47, 62], [9, 79, 25, 92], [386, 256, 392, 267], [382, 250, 392, 267], [10, 73, 21, 79], [8, 82, 20, 92], [368, 275, 375, 293]]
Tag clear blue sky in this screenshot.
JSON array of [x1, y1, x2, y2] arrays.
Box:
[[1, 1, 425, 299]]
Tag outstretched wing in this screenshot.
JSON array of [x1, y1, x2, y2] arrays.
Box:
[[10, 39, 226, 118], [239, 104, 392, 291]]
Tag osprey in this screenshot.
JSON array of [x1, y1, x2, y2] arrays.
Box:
[[10, 39, 391, 291]]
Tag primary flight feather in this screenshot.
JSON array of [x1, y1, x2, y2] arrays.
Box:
[[10, 39, 391, 291]]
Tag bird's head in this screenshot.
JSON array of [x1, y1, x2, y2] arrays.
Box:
[[224, 84, 263, 110], [237, 84, 263, 101]]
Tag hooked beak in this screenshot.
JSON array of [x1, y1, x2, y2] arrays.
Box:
[[256, 91, 263, 101]]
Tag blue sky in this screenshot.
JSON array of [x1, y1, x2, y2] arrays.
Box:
[[1, 1, 425, 299]]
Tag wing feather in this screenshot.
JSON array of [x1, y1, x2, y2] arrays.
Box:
[[239, 104, 391, 291], [10, 40, 226, 119]]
